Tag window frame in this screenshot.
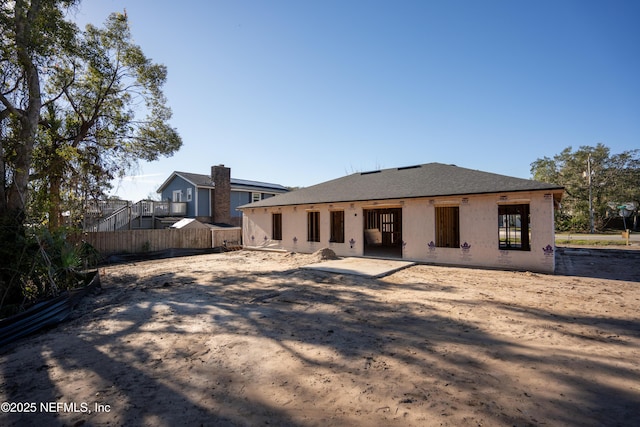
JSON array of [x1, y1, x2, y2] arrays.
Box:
[[307, 211, 320, 242], [272, 213, 282, 241], [329, 210, 345, 243], [498, 204, 530, 251], [435, 206, 460, 248]]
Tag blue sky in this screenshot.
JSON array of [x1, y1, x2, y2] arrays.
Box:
[[71, 0, 640, 201]]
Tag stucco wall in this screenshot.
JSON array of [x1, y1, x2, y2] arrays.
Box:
[[242, 191, 558, 273]]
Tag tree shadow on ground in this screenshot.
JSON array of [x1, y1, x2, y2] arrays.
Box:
[[1, 255, 639, 426]]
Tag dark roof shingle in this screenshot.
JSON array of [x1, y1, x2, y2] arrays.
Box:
[[161, 172, 288, 192], [239, 163, 563, 208]]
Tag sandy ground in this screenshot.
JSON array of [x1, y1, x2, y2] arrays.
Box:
[[1, 247, 639, 426]]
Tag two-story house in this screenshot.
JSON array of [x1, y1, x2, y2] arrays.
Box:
[[157, 164, 288, 226]]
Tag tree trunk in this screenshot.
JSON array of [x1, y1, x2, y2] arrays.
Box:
[[4, 0, 44, 219], [47, 155, 65, 230], [0, 126, 6, 215]]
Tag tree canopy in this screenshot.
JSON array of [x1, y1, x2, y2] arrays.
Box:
[[531, 144, 640, 232], [1, 0, 80, 220], [31, 11, 182, 228], [0, 1, 182, 314], [2, 3, 182, 227]]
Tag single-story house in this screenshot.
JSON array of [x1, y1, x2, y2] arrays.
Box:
[[157, 164, 289, 226], [238, 163, 564, 273]]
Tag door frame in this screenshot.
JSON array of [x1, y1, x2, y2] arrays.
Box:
[[362, 207, 403, 258]]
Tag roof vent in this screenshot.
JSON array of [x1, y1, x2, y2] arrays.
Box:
[[397, 165, 422, 171]]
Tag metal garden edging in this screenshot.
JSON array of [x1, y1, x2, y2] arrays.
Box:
[[0, 270, 101, 348]]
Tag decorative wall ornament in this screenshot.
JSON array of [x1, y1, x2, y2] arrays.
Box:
[[293, 236, 298, 244], [427, 241, 436, 251], [349, 238, 356, 248], [460, 242, 472, 261], [542, 245, 554, 256]]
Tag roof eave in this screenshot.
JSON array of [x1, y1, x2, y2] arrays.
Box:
[[238, 186, 565, 210]]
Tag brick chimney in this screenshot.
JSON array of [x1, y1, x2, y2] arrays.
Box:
[[211, 164, 231, 224]]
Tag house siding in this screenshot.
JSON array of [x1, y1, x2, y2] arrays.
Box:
[[231, 191, 252, 220], [160, 176, 197, 217], [197, 188, 210, 218], [158, 174, 288, 227], [242, 191, 557, 273]]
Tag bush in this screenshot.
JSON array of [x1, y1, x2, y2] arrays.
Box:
[[0, 224, 99, 318]]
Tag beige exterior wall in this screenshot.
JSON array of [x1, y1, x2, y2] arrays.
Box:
[[242, 190, 558, 273]]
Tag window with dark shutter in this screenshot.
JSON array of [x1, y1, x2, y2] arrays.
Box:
[[330, 211, 344, 243], [307, 211, 320, 242], [272, 213, 282, 241], [435, 206, 460, 248]]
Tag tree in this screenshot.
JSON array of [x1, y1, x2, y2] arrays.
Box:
[[31, 11, 182, 228], [0, 0, 78, 221], [1, 0, 79, 312], [0, 2, 182, 312], [2, 3, 181, 228], [531, 144, 640, 232]]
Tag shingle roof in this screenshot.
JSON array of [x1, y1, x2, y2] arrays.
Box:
[[158, 172, 288, 192], [231, 178, 289, 192], [238, 163, 563, 209], [175, 172, 214, 188]]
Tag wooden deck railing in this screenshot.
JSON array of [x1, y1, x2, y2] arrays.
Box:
[[86, 200, 187, 231]]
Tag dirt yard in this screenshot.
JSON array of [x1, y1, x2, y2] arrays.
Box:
[[1, 248, 639, 426]]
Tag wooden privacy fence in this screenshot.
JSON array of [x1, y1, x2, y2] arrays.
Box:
[[82, 228, 242, 255]]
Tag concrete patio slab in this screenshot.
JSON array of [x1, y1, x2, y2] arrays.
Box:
[[302, 257, 415, 278]]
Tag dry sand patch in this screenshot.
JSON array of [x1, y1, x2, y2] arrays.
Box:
[[1, 249, 639, 426]]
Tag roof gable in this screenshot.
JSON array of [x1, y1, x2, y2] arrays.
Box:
[[157, 171, 288, 193], [239, 163, 564, 208]]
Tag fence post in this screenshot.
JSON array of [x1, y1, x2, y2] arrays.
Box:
[[622, 229, 630, 246]]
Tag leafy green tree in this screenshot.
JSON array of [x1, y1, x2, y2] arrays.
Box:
[[0, 0, 78, 221], [531, 144, 640, 232], [0, 3, 182, 312], [1, 0, 79, 313], [31, 12, 182, 228]]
